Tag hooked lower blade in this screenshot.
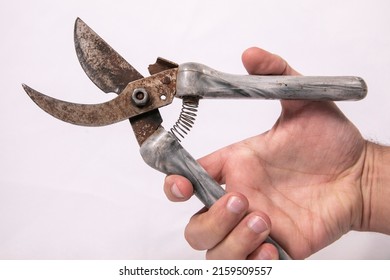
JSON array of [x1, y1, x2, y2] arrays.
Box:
[[74, 18, 143, 94], [22, 68, 177, 127], [22, 84, 134, 126]]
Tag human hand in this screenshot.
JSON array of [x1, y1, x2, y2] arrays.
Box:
[[164, 47, 367, 259]]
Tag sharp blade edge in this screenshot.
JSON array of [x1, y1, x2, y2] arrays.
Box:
[[74, 18, 143, 94], [23, 84, 136, 126]]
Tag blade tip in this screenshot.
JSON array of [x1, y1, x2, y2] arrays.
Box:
[[21, 83, 32, 94], [75, 17, 83, 25], [74, 17, 86, 35], [21, 84, 43, 102]]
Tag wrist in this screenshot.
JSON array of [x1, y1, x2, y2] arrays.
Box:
[[360, 141, 390, 234]]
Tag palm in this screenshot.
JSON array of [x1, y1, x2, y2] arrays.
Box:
[[219, 100, 365, 258]]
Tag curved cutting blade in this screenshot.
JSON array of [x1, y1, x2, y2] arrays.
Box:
[[74, 18, 143, 94], [22, 68, 177, 127], [22, 84, 134, 126]]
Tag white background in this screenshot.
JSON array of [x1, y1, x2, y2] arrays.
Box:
[[1, 0, 390, 259]]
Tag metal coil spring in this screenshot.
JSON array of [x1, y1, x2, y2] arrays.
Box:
[[170, 97, 199, 141]]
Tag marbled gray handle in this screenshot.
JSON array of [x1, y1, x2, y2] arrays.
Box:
[[140, 127, 225, 207], [139, 127, 291, 260], [176, 62, 367, 101]]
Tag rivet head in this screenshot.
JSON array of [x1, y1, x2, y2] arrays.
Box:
[[162, 76, 171, 84]]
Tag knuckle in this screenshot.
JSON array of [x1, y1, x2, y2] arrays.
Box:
[[184, 212, 225, 251], [184, 223, 209, 250]]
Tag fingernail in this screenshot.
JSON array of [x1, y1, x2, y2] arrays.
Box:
[[256, 248, 275, 260], [247, 216, 268, 234], [171, 183, 185, 199], [226, 196, 245, 214]]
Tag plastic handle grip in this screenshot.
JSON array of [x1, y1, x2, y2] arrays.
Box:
[[140, 127, 291, 260], [176, 63, 367, 101]]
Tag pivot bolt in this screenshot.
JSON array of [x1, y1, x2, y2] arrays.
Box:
[[132, 88, 149, 107]]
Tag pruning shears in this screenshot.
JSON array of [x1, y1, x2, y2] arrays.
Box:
[[22, 18, 367, 259]]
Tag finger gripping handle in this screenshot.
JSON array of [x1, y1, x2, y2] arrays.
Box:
[[140, 127, 224, 207], [139, 127, 291, 259]]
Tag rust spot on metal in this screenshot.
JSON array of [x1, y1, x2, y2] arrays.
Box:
[[130, 109, 163, 146], [74, 18, 144, 94], [148, 57, 178, 75]]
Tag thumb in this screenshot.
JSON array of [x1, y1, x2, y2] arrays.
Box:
[[242, 47, 300, 76], [242, 47, 312, 117]]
